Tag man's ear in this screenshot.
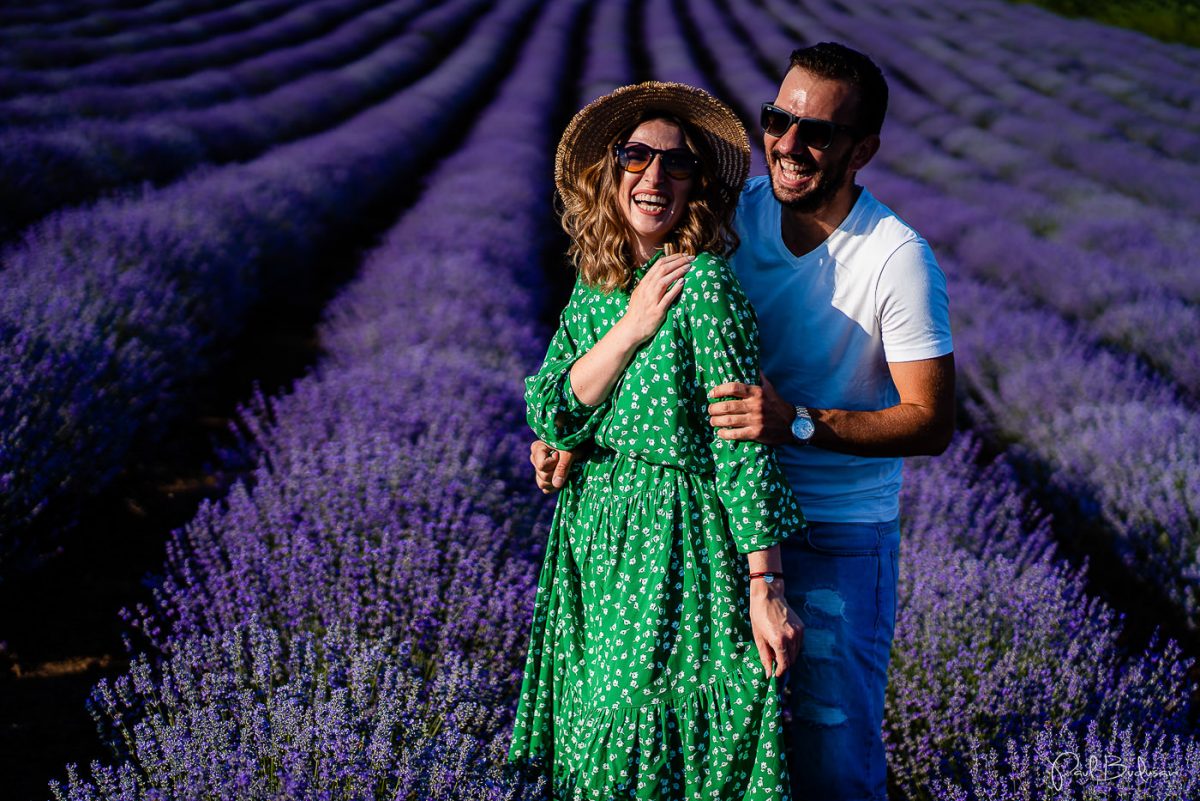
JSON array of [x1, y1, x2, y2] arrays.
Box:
[[850, 133, 881, 171]]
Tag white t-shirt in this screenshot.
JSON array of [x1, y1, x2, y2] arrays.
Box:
[[731, 176, 953, 523]]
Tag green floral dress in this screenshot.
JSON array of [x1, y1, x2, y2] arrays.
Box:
[[508, 251, 804, 800]]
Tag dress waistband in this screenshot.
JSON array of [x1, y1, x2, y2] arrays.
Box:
[[577, 448, 712, 497]]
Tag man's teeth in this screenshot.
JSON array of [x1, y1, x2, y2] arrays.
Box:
[[780, 161, 811, 176]]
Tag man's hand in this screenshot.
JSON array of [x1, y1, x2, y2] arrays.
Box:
[[707, 374, 796, 445], [531, 440, 575, 494], [709, 354, 956, 457]]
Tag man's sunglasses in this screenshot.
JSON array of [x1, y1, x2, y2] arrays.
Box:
[[760, 103, 859, 150], [613, 142, 699, 180]]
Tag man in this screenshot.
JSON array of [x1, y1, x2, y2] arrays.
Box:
[[532, 42, 954, 801]]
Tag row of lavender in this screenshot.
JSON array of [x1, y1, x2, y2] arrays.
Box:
[[855, 0, 1200, 170], [0, 0, 535, 569], [0, 0, 242, 40], [0, 0, 477, 243], [0, 0, 410, 124], [49, 0, 587, 794], [613, 3, 1199, 796], [0, 0, 300, 70], [886, 0, 1200, 137], [740, 0, 1200, 624], [0, 0, 380, 93]]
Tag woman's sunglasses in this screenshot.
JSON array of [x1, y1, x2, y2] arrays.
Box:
[[760, 103, 859, 150], [613, 142, 699, 180]]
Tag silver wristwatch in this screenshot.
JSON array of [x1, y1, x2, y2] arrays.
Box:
[[790, 405, 814, 446]]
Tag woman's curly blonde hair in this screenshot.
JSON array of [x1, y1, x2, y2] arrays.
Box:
[[559, 113, 740, 293]]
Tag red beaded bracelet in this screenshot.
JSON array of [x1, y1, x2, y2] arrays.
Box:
[[749, 571, 784, 583]]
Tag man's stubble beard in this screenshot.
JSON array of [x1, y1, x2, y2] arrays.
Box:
[[767, 146, 854, 214]]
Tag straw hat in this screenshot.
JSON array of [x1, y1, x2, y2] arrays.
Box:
[[555, 81, 750, 212]]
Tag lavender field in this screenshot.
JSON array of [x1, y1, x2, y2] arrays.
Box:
[[1, 0, 1198, 798]]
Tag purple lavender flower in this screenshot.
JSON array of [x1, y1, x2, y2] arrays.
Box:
[[0, 0, 435, 126], [51, 622, 549, 801], [0, 0, 319, 81], [0, 0, 486, 242], [931, 720, 1200, 800], [0, 0, 538, 564]]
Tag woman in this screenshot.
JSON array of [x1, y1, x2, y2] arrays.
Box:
[[508, 82, 804, 800]]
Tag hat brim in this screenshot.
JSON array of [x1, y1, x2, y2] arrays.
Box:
[[555, 81, 750, 213]]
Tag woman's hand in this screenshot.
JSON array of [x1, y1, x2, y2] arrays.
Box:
[[530, 439, 576, 494], [614, 252, 694, 345], [568, 252, 694, 406], [750, 581, 804, 678]]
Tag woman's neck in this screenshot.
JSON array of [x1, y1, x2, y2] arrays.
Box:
[[632, 241, 658, 265], [633, 231, 677, 265]]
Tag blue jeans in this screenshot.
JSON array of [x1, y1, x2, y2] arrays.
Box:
[[778, 518, 901, 801]]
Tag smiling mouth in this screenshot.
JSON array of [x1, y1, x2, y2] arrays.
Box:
[[776, 159, 815, 183], [633, 193, 670, 214]]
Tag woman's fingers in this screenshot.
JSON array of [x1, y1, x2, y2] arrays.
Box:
[[622, 253, 695, 342], [651, 252, 694, 273], [639, 253, 691, 291], [633, 269, 688, 310], [657, 273, 687, 310], [530, 441, 560, 493], [755, 637, 775, 679], [659, 259, 691, 280], [646, 260, 691, 297], [652, 258, 692, 306], [751, 599, 805, 678], [773, 643, 791, 676]]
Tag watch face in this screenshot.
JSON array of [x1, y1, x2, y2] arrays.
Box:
[[791, 415, 815, 442]]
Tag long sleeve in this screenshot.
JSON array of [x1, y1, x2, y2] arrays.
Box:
[[524, 278, 611, 450], [682, 253, 803, 553]]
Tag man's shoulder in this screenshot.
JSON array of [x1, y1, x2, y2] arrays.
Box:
[[736, 175, 774, 215], [852, 188, 928, 253], [739, 174, 774, 202]]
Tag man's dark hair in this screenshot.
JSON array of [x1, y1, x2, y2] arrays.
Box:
[[788, 42, 889, 136]]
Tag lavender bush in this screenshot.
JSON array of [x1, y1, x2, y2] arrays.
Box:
[[941, 275, 1200, 618], [0, 0, 236, 35], [893, 439, 1196, 796], [0, 0, 382, 94], [51, 622, 547, 800], [0, 0, 537, 567], [147, 0, 581, 653], [758, 0, 1200, 229], [147, 357, 541, 676], [0, 0, 424, 126], [51, 0, 583, 796], [0, 0, 300, 70], [864, 153, 1200, 395], [931, 721, 1200, 800], [575, 0, 633, 103], [0, 0, 479, 242]]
